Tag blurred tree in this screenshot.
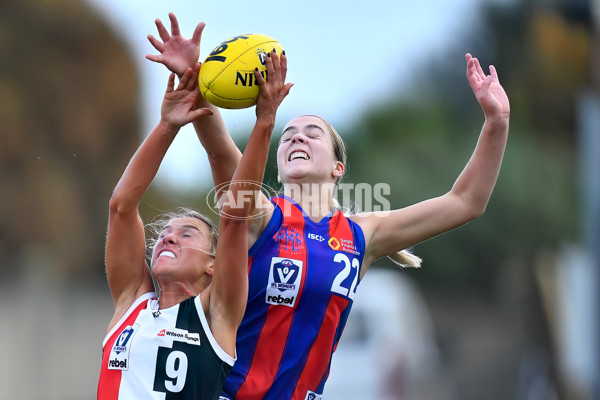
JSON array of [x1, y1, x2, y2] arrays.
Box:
[[326, 0, 587, 291], [0, 0, 140, 279]]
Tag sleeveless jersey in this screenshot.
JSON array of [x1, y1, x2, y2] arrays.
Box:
[[221, 196, 366, 400], [98, 292, 235, 400]]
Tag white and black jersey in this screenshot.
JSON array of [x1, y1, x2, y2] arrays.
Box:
[[98, 293, 235, 399]]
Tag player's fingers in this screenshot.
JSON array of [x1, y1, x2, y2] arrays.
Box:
[[145, 54, 164, 64], [490, 65, 499, 82], [166, 73, 176, 92], [473, 58, 486, 80], [270, 49, 281, 72], [466, 57, 477, 80], [155, 18, 170, 42], [192, 62, 202, 75], [273, 50, 286, 85], [481, 75, 493, 95], [177, 68, 192, 90], [186, 67, 199, 91], [279, 51, 289, 83], [168, 13, 180, 36], [467, 57, 484, 85], [191, 107, 213, 119], [265, 50, 276, 79], [147, 34, 165, 52], [467, 56, 479, 78], [282, 82, 294, 98], [280, 50, 288, 76], [254, 67, 266, 86], [191, 22, 206, 46]]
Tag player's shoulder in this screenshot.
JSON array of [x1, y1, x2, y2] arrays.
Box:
[[347, 211, 385, 245], [248, 200, 276, 247], [347, 211, 377, 228]]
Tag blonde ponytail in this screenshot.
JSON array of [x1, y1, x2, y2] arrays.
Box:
[[387, 249, 422, 268]]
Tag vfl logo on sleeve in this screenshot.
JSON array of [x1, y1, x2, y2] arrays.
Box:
[[266, 258, 302, 307], [108, 324, 139, 370], [305, 391, 323, 400]]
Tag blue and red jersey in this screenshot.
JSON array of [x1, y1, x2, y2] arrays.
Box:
[[221, 196, 366, 400]]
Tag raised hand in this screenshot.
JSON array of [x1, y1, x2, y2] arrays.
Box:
[[466, 53, 510, 120], [254, 50, 293, 120], [146, 13, 205, 77], [161, 64, 212, 128]]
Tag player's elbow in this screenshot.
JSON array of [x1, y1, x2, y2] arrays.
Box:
[[108, 192, 124, 215], [462, 196, 488, 221], [108, 190, 137, 217], [446, 191, 487, 223]]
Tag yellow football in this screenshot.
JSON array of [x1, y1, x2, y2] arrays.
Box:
[[199, 33, 284, 109]]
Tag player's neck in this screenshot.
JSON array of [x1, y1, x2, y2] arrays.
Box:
[[283, 182, 334, 222], [157, 279, 207, 309]]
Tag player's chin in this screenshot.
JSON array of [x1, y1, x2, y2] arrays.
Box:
[[280, 168, 314, 183], [151, 259, 176, 274]]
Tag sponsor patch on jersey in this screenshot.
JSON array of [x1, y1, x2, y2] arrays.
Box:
[[108, 323, 139, 370], [329, 237, 359, 255], [156, 328, 200, 346], [305, 390, 323, 400], [266, 257, 302, 307], [328, 237, 341, 250]]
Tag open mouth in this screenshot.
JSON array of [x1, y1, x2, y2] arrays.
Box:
[[158, 250, 176, 259], [289, 151, 310, 161]]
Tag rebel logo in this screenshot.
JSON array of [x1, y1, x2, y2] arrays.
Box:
[[109, 358, 127, 369], [266, 294, 295, 305]]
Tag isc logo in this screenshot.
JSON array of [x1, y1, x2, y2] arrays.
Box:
[[307, 233, 325, 242]]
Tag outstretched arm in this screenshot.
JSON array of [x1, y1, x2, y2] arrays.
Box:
[[146, 13, 242, 190], [355, 53, 510, 273], [208, 50, 293, 352], [105, 68, 212, 320], [449, 53, 510, 214]]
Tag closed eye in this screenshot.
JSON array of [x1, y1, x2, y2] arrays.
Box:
[[179, 225, 201, 238]]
